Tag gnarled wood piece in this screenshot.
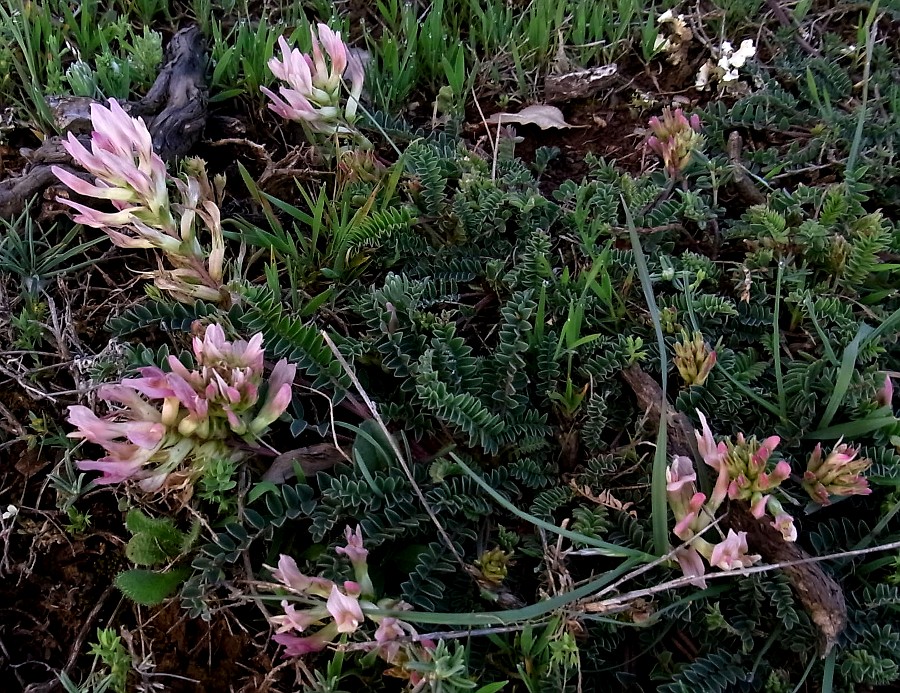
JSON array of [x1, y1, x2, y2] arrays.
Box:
[[261, 444, 348, 483], [728, 500, 846, 655], [130, 26, 209, 160], [0, 26, 209, 221], [621, 363, 847, 655], [544, 64, 619, 102], [621, 364, 696, 459]]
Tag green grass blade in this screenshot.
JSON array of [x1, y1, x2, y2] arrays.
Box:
[[803, 296, 839, 366], [818, 324, 872, 429], [773, 260, 787, 418], [806, 411, 896, 440], [622, 196, 670, 557], [821, 650, 835, 693], [452, 454, 652, 560]]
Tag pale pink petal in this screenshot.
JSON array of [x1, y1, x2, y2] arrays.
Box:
[[674, 547, 707, 588], [326, 585, 364, 633]]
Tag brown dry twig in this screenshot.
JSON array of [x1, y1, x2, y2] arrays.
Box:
[[727, 131, 767, 206]]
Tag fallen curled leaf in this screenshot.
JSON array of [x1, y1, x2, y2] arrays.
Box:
[[484, 105, 583, 130], [262, 443, 347, 482]]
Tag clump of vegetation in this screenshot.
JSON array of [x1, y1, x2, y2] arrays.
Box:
[[1, 1, 899, 691]]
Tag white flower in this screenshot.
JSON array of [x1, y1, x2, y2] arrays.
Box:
[[716, 39, 756, 82], [2, 505, 17, 521], [731, 39, 757, 67], [658, 9, 674, 22], [695, 61, 713, 89]]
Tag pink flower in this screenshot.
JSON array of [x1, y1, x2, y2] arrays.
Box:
[[52, 100, 173, 232], [248, 359, 296, 436], [335, 524, 375, 598], [270, 602, 327, 634], [194, 324, 265, 373], [270, 554, 335, 598], [695, 410, 727, 470], [70, 326, 295, 493], [344, 52, 365, 121], [261, 25, 366, 136], [674, 547, 707, 588], [878, 374, 894, 408], [673, 492, 707, 540], [771, 513, 797, 542], [310, 23, 347, 89], [709, 530, 759, 570], [52, 103, 228, 305], [335, 524, 368, 564], [374, 616, 422, 664], [68, 405, 165, 449], [273, 624, 337, 656], [666, 455, 697, 493], [647, 108, 703, 177], [326, 585, 364, 633], [77, 457, 150, 485], [802, 441, 872, 505]]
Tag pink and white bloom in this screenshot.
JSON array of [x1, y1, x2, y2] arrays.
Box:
[[771, 513, 798, 543], [335, 524, 375, 598], [262, 24, 366, 137], [326, 584, 364, 633], [695, 410, 727, 470], [335, 524, 368, 564], [269, 554, 336, 598], [274, 624, 337, 656], [70, 325, 295, 492], [52, 100, 173, 232], [270, 602, 328, 634], [248, 358, 297, 436], [52, 102, 229, 304], [674, 547, 707, 588], [647, 108, 703, 177], [709, 530, 760, 570]]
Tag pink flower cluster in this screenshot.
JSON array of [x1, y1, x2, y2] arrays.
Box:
[[667, 454, 760, 588], [647, 108, 704, 177], [802, 440, 871, 505], [261, 24, 365, 137], [666, 411, 803, 587], [696, 411, 794, 535], [266, 525, 433, 675], [68, 324, 295, 492], [52, 100, 227, 304]]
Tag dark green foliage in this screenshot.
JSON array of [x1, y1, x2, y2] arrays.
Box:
[[107, 298, 225, 336], [400, 541, 461, 610], [657, 650, 748, 693], [62, 32, 900, 689], [236, 283, 351, 396]]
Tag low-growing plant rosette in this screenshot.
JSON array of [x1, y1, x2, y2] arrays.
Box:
[[264, 526, 435, 683], [68, 323, 296, 492]]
